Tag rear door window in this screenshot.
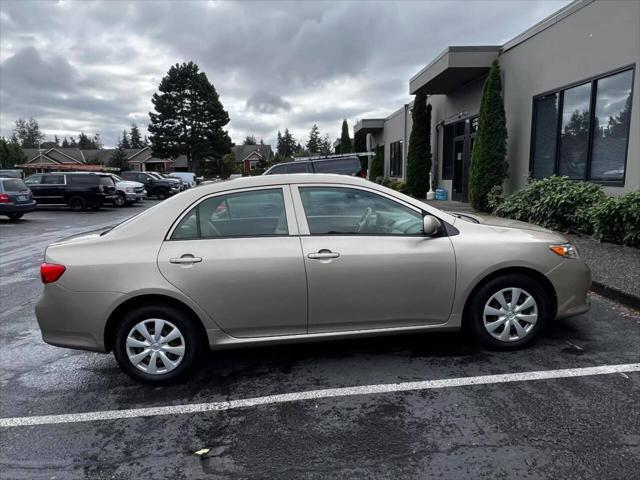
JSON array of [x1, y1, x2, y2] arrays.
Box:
[[313, 158, 360, 175]]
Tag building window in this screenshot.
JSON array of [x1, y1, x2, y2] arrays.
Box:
[[531, 67, 634, 184], [389, 140, 403, 177]]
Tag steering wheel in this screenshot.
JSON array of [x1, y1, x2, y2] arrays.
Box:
[[356, 207, 375, 233]]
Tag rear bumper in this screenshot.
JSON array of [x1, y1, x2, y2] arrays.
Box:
[[35, 283, 121, 352], [547, 259, 591, 319], [0, 201, 37, 214]]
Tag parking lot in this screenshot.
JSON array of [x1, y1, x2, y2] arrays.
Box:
[[0, 202, 639, 479]]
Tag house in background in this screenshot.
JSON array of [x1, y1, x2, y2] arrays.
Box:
[[17, 147, 179, 172], [354, 0, 639, 200], [232, 144, 273, 174]]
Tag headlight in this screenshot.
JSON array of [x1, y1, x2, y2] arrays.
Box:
[[549, 243, 579, 259], [125, 187, 134, 193]]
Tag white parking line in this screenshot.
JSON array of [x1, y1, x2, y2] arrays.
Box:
[[1, 363, 638, 428]]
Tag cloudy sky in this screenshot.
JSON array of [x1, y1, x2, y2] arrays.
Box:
[[0, 0, 569, 149]]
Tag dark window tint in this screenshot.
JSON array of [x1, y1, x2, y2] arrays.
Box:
[[313, 158, 360, 175], [590, 69, 633, 181], [25, 174, 42, 185], [442, 124, 454, 180], [389, 142, 403, 177], [172, 188, 288, 239], [267, 164, 288, 174], [299, 187, 422, 235], [532, 93, 559, 178], [67, 175, 98, 185], [98, 176, 115, 186], [558, 82, 591, 179], [1, 179, 28, 191], [289, 162, 312, 173], [42, 174, 65, 184]]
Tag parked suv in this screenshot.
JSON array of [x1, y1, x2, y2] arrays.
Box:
[[25, 172, 117, 211], [264, 155, 366, 177], [121, 171, 180, 199], [0, 177, 36, 220]]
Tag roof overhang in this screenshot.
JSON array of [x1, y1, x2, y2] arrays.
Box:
[[409, 46, 500, 95], [353, 119, 385, 136]]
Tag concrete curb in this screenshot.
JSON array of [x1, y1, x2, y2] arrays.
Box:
[[591, 282, 640, 311]]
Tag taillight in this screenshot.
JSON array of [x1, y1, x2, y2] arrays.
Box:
[[40, 263, 66, 284], [0, 194, 10, 203]]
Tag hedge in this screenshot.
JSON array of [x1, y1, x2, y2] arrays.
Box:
[[490, 176, 639, 247]]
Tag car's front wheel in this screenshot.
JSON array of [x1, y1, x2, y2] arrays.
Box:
[[156, 188, 169, 200], [114, 192, 126, 207], [467, 274, 551, 350], [113, 305, 202, 384]]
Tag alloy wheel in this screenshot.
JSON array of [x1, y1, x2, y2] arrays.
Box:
[[483, 287, 538, 342], [125, 319, 186, 374]]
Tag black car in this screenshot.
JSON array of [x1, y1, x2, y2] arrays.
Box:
[[0, 177, 36, 220], [120, 171, 180, 199], [264, 155, 366, 177], [24, 172, 117, 211]]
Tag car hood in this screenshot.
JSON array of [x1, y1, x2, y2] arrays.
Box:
[[450, 212, 557, 234], [116, 180, 143, 188]]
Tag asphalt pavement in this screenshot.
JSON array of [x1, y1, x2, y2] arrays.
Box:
[[0, 202, 639, 479]]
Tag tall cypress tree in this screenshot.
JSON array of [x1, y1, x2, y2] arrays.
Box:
[[148, 61, 231, 173], [339, 119, 352, 154], [369, 145, 384, 181], [469, 59, 508, 211], [406, 94, 431, 198]]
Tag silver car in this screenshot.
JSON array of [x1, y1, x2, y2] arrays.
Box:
[[36, 174, 590, 384]]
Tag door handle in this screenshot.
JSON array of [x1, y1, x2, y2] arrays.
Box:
[[169, 255, 202, 264], [308, 250, 340, 260]]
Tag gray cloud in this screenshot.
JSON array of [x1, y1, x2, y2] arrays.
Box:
[[0, 0, 570, 147]]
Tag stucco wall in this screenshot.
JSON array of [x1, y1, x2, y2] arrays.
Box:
[[499, 0, 640, 193]]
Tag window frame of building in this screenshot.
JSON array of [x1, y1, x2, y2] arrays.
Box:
[[389, 140, 403, 178], [529, 65, 635, 186]]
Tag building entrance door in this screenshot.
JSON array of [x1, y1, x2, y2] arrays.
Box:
[[449, 117, 477, 202]]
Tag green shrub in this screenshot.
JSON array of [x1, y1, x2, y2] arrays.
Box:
[[369, 147, 384, 181], [591, 191, 640, 247], [493, 176, 604, 233]]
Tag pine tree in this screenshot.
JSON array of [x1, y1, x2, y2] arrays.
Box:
[[61, 137, 70, 148], [338, 119, 352, 154], [243, 135, 257, 145], [148, 61, 232, 173], [129, 123, 143, 149], [406, 94, 431, 198], [306, 124, 321, 153], [120, 130, 131, 149], [469, 60, 508, 211], [110, 146, 129, 172], [53, 135, 60, 146], [320, 134, 333, 155]]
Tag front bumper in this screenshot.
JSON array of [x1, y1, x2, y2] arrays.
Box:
[[547, 258, 591, 319], [125, 191, 146, 201], [0, 201, 37, 214]]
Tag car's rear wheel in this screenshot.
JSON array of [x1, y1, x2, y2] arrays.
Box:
[[156, 188, 169, 200], [114, 192, 126, 207], [113, 305, 202, 384], [68, 196, 87, 211], [467, 274, 551, 350], [7, 213, 23, 221]]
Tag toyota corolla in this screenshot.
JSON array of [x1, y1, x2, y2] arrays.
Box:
[[36, 174, 590, 384]]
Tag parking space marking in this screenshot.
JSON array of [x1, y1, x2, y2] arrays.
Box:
[[1, 363, 638, 428]]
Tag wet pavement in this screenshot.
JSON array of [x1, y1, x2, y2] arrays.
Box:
[[1, 202, 639, 479]]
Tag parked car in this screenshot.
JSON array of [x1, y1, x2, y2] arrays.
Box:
[[108, 174, 146, 207], [264, 155, 366, 177], [25, 172, 117, 211], [169, 172, 197, 188], [157, 173, 186, 191], [36, 174, 590, 384], [0, 169, 25, 179], [0, 177, 36, 220], [120, 171, 180, 199]]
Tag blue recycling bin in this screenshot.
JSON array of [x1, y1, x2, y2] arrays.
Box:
[[435, 188, 448, 201]]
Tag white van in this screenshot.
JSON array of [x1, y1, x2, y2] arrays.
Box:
[[169, 172, 197, 188]]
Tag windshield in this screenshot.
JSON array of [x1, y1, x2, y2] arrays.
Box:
[[112, 175, 123, 182]]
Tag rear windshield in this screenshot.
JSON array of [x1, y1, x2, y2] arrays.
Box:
[[313, 157, 361, 174], [1, 179, 28, 191]]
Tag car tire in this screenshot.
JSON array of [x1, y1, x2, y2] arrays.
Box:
[[467, 273, 551, 350], [7, 213, 23, 221], [68, 196, 87, 211], [114, 193, 126, 207], [156, 188, 169, 200], [113, 304, 203, 385]]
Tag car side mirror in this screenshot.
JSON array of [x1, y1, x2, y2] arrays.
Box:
[[423, 216, 441, 236]]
